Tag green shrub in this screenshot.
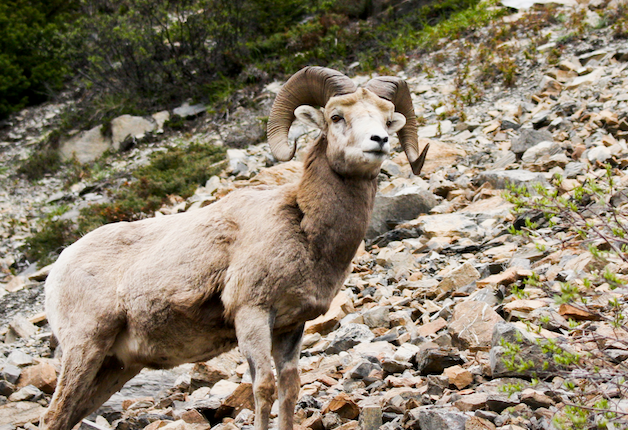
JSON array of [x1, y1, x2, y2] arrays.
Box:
[[17, 147, 63, 181], [502, 166, 628, 429], [0, 0, 78, 119], [25, 219, 80, 266], [25, 143, 226, 264]]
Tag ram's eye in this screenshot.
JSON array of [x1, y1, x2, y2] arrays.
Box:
[[331, 115, 343, 123], [386, 120, 392, 127]]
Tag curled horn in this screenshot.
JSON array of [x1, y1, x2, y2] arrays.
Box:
[[365, 77, 429, 175], [267, 66, 357, 161]]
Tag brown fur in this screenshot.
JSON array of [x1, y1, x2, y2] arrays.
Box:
[[42, 87, 399, 430]]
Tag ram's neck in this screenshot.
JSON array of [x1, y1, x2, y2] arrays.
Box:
[[296, 137, 377, 268]]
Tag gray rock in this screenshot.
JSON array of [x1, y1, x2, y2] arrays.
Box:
[[347, 359, 381, 379], [0, 402, 46, 427], [486, 394, 521, 413], [416, 347, 464, 375], [8, 385, 43, 402], [359, 405, 383, 430], [0, 364, 21, 384], [417, 213, 485, 241], [475, 169, 546, 190], [362, 306, 390, 329], [6, 351, 33, 368], [563, 162, 586, 178], [405, 406, 468, 430], [586, 146, 612, 163], [489, 322, 558, 378], [367, 188, 439, 238], [511, 129, 553, 155], [173, 102, 206, 118], [8, 315, 37, 339], [60, 125, 112, 163], [322, 412, 343, 429], [325, 323, 375, 354], [493, 151, 516, 169], [521, 140, 562, 163], [110, 115, 156, 151], [0, 380, 15, 397], [227, 149, 249, 177], [380, 160, 403, 177]]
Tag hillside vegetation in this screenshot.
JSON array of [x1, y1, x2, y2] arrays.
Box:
[[0, 0, 495, 126]]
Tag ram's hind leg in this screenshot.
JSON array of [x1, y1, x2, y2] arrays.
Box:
[[273, 324, 304, 430], [42, 342, 142, 430], [235, 307, 275, 430]]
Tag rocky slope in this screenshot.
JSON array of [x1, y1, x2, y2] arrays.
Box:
[[1, 1, 628, 429]]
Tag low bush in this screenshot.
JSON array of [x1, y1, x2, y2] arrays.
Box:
[[502, 166, 628, 429], [25, 143, 226, 265]]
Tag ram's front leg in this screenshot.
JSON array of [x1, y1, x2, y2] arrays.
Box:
[[273, 324, 304, 430], [235, 306, 276, 430]]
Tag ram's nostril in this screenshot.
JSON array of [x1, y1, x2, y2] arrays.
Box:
[[371, 135, 388, 145]]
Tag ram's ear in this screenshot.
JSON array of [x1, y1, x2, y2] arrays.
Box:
[[388, 112, 406, 134], [294, 105, 326, 130]]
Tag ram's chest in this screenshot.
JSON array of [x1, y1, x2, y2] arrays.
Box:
[[273, 265, 348, 328]]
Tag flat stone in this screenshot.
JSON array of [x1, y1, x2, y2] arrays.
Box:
[[367, 188, 439, 238], [405, 406, 468, 430], [511, 129, 553, 155], [437, 262, 481, 295], [7, 351, 34, 367], [362, 306, 390, 329], [453, 392, 489, 412], [444, 365, 473, 389], [521, 140, 562, 163], [110, 115, 156, 151], [416, 346, 464, 375], [358, 405, 383, 430], [503, 299, 547, 315], [412, 213, 484, 241], [566, 67, 605, 89], [0, 402, 46, 426], [477, 267, 532, 287], [587, 145, 612, 163], [475, 169, 547, 190], [173, 102, 206, 118], [8, 315, 38, 339], [325, 323, 375, 354], [209, 380, 239, 400], [323, 392, 359, 420], [60, 125, 112, 163], [464, 416, 496, 430], [393, 343, 421, 363], [449, 301, 504, 351], [8, 385, 43, 402], [416, 317, 448, 337], [0, 364, 21, 384], [521, 388, 555, 408], [418, 139, 466, 174], [305, 291, 355, 335]]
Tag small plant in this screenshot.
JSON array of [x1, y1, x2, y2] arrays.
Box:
[[17, 146, 63, 181], [25, 143, 226, 265], [501, 165, 628, 428]]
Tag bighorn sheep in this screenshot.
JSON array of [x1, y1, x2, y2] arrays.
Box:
[[42, 66, 429, 430]]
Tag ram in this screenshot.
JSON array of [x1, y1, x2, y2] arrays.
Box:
[[42, 66, 429, 430]]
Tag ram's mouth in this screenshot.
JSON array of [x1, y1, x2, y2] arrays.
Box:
[[363, 149, 389, 156]]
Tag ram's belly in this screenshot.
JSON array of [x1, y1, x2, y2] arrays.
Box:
[[111, 322, 237, 369]]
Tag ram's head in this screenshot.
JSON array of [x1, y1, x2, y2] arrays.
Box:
[[267, 66, 429, 178]]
